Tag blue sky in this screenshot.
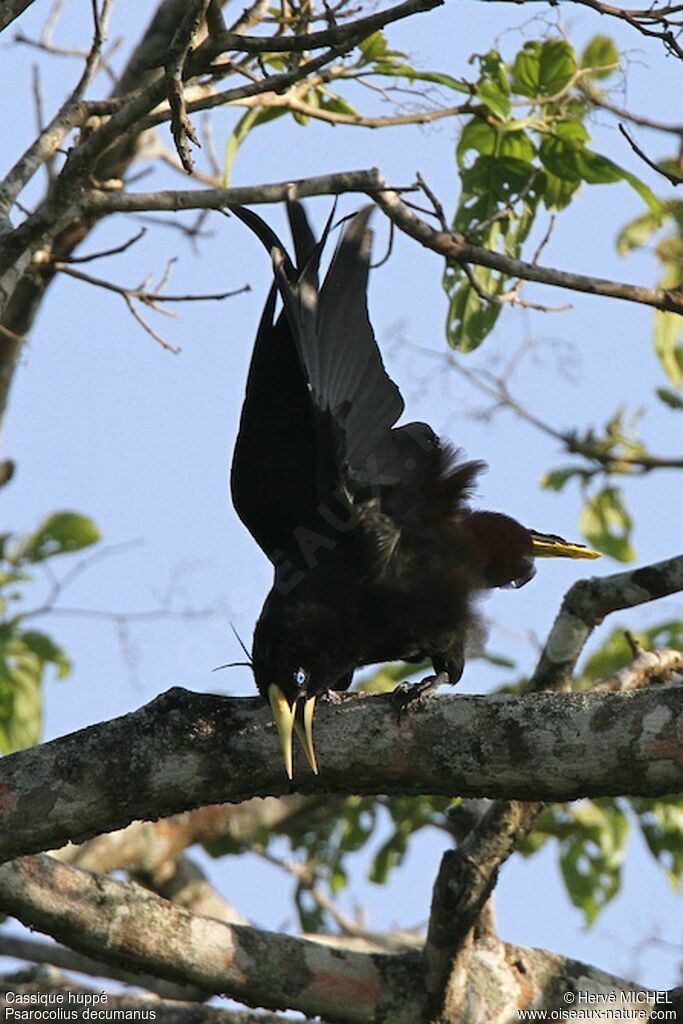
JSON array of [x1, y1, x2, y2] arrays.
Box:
[[1, 0, 682, 994]]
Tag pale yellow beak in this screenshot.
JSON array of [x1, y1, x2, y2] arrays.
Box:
[[267, 685, 318, 779], [295, 695, 319, 775], [530, 531, 601, 560]]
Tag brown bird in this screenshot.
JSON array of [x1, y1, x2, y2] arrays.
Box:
[[230, 201, 600, 778]]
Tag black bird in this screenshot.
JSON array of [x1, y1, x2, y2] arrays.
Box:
[[230, 201, 599, 779]]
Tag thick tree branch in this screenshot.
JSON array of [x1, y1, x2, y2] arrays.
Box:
[[420, 553, 683, 1006], [82, 168, 386, 217], [204, 0, 442, 56], [54, 796, 314, 876], [2, 680, 683, 863], [0, 0, 39, 33], [1, 857, 681, 1023], [0, 856, 426, 1023], [529, 553, 683, 692]]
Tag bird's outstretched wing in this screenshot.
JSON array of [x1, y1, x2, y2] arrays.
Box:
[[230, 202, 441, 567]]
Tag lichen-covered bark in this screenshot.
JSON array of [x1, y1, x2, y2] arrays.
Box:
[[1, 856, 680, 1023], [1, 683, 683, 864], [0, 855, 427, 1023]]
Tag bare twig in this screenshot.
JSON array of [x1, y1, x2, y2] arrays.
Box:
[[0, 0, 114, 216], [618, 123, 683, 186], [50, 260, 249, 352], [164, 0, 210, 172], [61, 228, 147, 264], [563, 0, 683, 60], [582, 87, 683, 137]]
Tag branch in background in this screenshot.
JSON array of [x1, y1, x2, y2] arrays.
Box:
[[1, 857, 680, 1023], [592, 636, 683, 692], [53, 796, 315, 877], [0, 0, 113, 218], [205, 0, 442, 56], [400, 336, 683, 477], [529, 552, 683, 692], [418, 551, 683, 1013], [0, 856, 426, 1022], [73, 167, 683, 316], [582, 86, 683, 137], [564, 0, 683, 60], [373, 182, 683, 315], [83, 168, 387, 215], [146, 853, 248, 924], [164, 0, 210, 172], [0, 934, 208, 1002], [254, 846, 421, 952], [49, 258, 250, 352], [0, 967, 295, 1023], [618, 122, 683, 186], [225, 83, 478, 130], [425, 801, 543, 1019]]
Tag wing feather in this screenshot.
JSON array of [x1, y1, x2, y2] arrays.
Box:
[[230, 202, 444, 569]]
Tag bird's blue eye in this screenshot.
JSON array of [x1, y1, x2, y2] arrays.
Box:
[[294, 668, 308, 687]]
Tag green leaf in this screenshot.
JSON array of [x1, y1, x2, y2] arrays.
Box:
[[358, 31, 389, 63], [456, 118, 496, 166], [535, 39, 577, 96], [462, 154, 538, 202], [512, 39, 577, 98], [617, 209, 663, 254], [581, 35, 619, 79], [444, 263, 503, 352], [511, 41, 542, 98], [475, 50, 511, 120], [539, 135, 584, 182], [599, 159, 662, 216], [632, 796, 683, 887], [543, 169, 581, 211], [371, 61, 469, 94], [540, 467, 579, 492], [318, 91, 358, 117], [579, 487, 635, 562], [558, 800, 629, 924], [476, 79, 510, 120], [21, 630, 71, 678], [0, 635, 43, 753], [13, 512, 100, 565], [540, 136, 662, 214], [654, 310, 683, 388], [500, 129, 536, 163], [657, 386, 683, 410]]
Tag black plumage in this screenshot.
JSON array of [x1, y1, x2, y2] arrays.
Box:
[[230, 202, 599, 778]]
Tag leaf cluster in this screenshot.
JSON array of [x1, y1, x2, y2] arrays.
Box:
[[444, 35, 661, 351], [0, 512, 99, 753]]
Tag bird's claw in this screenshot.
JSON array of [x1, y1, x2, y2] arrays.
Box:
[[321, 689, 344, 706], [392, 671, 450, 719]]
